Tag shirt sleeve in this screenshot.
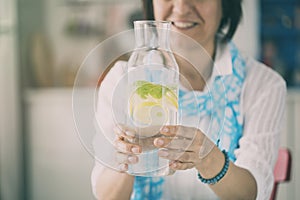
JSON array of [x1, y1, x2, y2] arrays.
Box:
[[234, 66, 287, 200], [91, 161, 106, 198], [91, 61, 127, 199]]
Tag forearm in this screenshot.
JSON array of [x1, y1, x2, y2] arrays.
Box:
[[95, 168, 135, 200], [197, 146, 257, 200]]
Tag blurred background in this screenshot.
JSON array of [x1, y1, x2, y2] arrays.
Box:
[[0, 0, 299, 199]]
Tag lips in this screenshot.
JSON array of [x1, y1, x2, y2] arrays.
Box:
[[172, 21, 198, 30]]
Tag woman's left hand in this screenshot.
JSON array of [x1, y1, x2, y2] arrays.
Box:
[[154, 125, 214, 171]]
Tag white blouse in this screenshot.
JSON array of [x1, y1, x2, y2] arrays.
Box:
[[91, 42, 287, 200]]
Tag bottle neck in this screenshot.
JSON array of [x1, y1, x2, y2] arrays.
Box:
[[134, 21, 171, 50]]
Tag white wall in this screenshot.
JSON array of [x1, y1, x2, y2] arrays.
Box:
[[0, 0, 23, 199], [26, 89, 95, 200], [277, 91, 300, 199], [233, 0, 260, 58]]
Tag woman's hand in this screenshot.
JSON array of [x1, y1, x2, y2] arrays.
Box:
[[113, 124, 216, 173], [154, 125, 215, 171], [113, 125, 141, 172]]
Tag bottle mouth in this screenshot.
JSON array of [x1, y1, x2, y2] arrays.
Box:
[[133, 20, 171, 29], [133, 20, 171, 49]]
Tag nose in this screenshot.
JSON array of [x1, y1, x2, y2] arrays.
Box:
[[172, 0, 193, 16]]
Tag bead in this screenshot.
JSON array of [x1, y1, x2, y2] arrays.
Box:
[[197, 150, 229, 185]]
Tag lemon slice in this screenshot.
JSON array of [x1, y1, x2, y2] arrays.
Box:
[[128, 81, 178, 133], [150, 104, 168, 125], [164, 89, 178, 110], [131, 101, 168, 127]]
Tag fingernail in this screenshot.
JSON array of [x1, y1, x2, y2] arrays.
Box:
[[128, 156, 137, 163], [119, 164, 127, 171], [155, 139, 164, 146], [161, 127, 169, 133], [125, 131, 135, 137], [115, 141, 123, 149], [131, 147, 140, 153], [158, 150, 168, 157]]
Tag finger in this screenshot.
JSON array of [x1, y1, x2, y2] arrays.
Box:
[[158, 149, 198, 163], [118, 163, 128, 172], [114, 138, 142, 154], [160, 125, 199, 140], [115, 152, 139, 164], [154, 137, 194, 151], [114, 124, 136, 139], [170, 161, 194, 171]]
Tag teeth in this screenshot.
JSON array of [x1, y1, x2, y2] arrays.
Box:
[[173, 22, 196, 29]]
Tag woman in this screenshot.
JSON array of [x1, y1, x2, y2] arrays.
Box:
[[92, 0, 286, 199]]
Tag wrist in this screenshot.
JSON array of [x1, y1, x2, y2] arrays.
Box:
[[197, 150, 229, 184], [196, 146, 226, 179]]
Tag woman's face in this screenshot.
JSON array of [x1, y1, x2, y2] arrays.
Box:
[[153, 0, 222, 54]]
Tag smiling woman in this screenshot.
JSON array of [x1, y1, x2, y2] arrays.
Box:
[[91, 1, 287, 200], [144, 0, 242, 41], [143, 0, 243, 59]]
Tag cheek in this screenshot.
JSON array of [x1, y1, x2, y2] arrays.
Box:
[[214, 3, 223, 28], [153, 1, 171, 20], [153, 6, 164, 20], [203, 7, 222, 30], [152, 0, 160, 19]]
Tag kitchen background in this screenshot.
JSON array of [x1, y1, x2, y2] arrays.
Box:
[[0, 0, 299, 199]]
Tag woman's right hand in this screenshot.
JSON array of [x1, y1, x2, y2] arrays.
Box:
[[113, 125, 142, 172]]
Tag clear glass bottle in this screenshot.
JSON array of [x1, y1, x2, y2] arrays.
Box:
[[126, 20, 179, 176]]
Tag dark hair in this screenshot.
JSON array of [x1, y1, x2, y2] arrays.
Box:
[[141, 0, 242, 42]]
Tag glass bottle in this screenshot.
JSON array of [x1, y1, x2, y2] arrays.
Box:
[[125, 20, 179, 176]]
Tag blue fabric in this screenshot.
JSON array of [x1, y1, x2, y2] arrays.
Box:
[[130, 42, 246, 200], [131, 177, 164, 200]]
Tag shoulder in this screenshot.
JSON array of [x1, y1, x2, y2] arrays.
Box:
[[97, 60, 127, 97], [104, 60, 127, 82], [99, 61, 127, 87], [243, 55, 286, 92], [240, 55, 287, 113]]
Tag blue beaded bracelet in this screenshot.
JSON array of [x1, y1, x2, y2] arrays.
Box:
[[198, 150, 229, 185]]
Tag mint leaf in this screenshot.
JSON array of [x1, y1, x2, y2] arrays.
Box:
[[149, 85, 162, 99], [133, 81, 170, 100], [136, 83, 153, 99]]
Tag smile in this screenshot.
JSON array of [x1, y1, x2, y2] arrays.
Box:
[[172, 21, 198, 30]]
